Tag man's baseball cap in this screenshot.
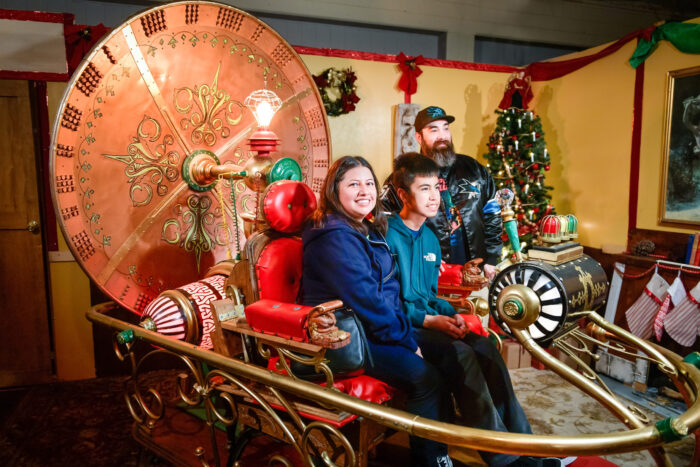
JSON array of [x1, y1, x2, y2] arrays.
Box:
[[414, 106, 455, 132]]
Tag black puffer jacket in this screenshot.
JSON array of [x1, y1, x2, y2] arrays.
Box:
[[381, 154, 502, 265]]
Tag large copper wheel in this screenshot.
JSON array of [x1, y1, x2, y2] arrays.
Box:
[[50, 1, 331, 313]]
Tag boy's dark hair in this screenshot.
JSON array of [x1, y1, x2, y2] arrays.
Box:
[[391, 152, 439, 193]]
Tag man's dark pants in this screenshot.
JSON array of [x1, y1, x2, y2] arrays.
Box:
[[413, 327, 533, 466]]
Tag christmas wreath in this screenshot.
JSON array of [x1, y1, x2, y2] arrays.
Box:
[[312, 67, 360, 117]]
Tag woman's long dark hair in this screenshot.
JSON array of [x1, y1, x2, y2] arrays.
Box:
[[311, 156, 387, 235]]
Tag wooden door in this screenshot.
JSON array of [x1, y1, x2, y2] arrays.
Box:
[[0, 80, 53, 386]]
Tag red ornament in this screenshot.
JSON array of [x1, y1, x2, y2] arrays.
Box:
[[545, 165, 550, 171], [517, 213, 524, 220], [533, 207, 539, 213], [532, 163, 539, 169]]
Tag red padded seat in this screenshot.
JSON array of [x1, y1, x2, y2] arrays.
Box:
[[255, 237, 303, 303]]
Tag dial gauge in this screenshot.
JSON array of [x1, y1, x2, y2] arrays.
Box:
[[50, 1, 331, 313]]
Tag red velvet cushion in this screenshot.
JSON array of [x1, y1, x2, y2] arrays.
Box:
[[263, 180, 317, 233], [439, 263, 463, 286], [245, 299, 312, 342], [266, 358, 394, 404], [324, 374, 395, 405], [459, 313, 489, 337], [256, 237, 302, 303]]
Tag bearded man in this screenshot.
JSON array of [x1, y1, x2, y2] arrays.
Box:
[[410, 106, 502, 280]]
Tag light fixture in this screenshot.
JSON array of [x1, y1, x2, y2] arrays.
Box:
[[244, 89, 282, 129], [244, 88, 283, 159]]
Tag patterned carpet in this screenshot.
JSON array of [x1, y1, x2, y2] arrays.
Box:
[[510, 367, 695, 467], [0, 368, 694, 466], [0, 376, 145, 467]]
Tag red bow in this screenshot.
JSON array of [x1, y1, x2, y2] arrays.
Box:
[[64, 24, 110, 74], [498, 71, 534, 110], [397, 52, 425, 103]]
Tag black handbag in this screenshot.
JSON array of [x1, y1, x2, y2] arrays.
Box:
[[291, 307, 372, 378]]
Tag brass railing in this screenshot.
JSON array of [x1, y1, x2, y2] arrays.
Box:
[[88, 302, 700, 467]]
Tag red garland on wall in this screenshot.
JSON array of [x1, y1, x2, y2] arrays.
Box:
[[396, 52, 425, 103], [64, 23, 109, 74]]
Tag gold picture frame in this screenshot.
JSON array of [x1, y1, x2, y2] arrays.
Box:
[[659, 65, 700, 226]]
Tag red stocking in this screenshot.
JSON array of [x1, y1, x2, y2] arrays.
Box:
[[664, 281, 700, 347], [653, 276, 685, 341], [625, 272, 669, 339]]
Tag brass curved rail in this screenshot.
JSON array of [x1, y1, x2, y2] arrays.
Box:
[[87, 302, 700, 460]]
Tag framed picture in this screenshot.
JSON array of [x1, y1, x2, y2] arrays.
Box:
[[660, 65, 700, 226]]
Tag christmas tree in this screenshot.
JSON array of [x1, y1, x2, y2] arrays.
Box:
[[483, 107, 555, 248]]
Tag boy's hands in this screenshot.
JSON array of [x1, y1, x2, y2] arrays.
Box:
[[423, 314, 465, 339], [454, 313, 468, 336]]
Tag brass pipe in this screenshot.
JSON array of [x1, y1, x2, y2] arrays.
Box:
[[190, 156, 244, 186], [511, 328, 672, 466], [585, 312, 677, 378], [513, 328, 647, 430], [87, 302, 700, 458]]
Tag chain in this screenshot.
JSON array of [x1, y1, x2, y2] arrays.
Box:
[[216, 175, 233, 260], [229, 174, 241, 260]]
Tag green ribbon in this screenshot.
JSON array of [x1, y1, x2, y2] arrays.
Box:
[[654, 417, 688, 443], [630, 22, 700, 68]]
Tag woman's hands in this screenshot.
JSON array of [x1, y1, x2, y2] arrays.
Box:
[[423, 314, 467, 339]]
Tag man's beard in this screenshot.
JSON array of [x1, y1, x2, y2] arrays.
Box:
[[422, 139, 456, 168]]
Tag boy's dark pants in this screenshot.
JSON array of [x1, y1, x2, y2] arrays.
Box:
[[413, 327, 533, 466]]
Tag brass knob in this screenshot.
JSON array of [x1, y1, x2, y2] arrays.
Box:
[[27, 220, 40, 234], [496, 284, 541, 330], [471, 297, 490, 317]]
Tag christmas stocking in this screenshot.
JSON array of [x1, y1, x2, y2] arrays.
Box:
[[653, 276, 685, 341], [625, 272, 669, 339], [664, 281, 700, 347]]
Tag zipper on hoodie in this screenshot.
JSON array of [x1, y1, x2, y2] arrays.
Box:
[[368, 234, 396, 284]]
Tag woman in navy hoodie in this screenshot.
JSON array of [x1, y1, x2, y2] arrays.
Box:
[[302, 156, 452, 467]]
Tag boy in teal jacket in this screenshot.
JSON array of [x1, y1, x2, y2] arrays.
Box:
[[386, 153, 541, 467]]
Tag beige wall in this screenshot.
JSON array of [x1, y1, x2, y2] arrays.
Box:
[[529, 41, 638, 250]]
